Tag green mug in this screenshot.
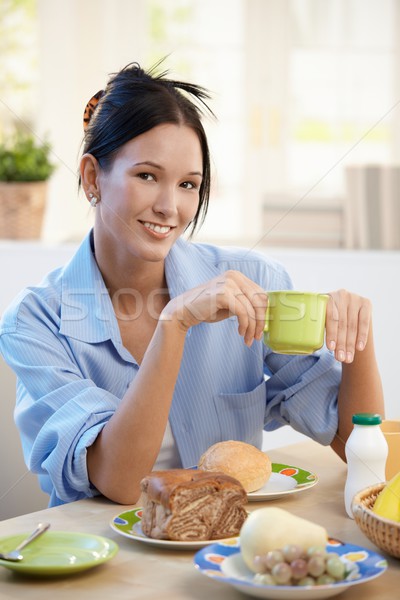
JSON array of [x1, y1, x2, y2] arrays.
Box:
[[263, 291, 329, 354]]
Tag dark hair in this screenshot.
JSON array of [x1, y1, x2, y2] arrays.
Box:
[[82, 61, 215, 235]]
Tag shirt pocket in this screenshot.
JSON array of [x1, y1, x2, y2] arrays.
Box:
[[213, 379, 266, 448]]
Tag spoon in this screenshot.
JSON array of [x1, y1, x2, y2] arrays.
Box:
[[0, 522, 50, 562]]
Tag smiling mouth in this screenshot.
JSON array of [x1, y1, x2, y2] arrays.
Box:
[[140, 221, 174, 234]]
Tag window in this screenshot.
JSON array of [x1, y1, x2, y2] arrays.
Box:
[[143, 0, 246, 241], [4, 0, 399, 248], [288, 0, 396, 196], [0, 0, 38, 138]]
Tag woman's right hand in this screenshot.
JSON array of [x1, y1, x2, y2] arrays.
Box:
[[161, 270, 268, 346]]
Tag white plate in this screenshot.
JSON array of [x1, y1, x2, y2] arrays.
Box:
[[250, 473, 297, 497], [110, 508, 239, 550], [194, 539, 388, 600], [247, 463, 318, 501]]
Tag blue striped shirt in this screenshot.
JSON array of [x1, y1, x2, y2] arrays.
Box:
[[0, 231, 341, 506]]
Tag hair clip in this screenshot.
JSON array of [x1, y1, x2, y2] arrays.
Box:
[[83, 89, 105, 131]]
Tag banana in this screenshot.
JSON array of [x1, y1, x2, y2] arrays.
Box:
[[372, 470, 400, 522]]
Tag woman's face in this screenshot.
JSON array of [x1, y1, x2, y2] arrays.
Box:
[[95, 123, 203, 264]]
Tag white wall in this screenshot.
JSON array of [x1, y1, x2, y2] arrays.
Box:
[[0, 242, 399, 518], [267, 246, 400, 419], [0, 243, 75, 520]]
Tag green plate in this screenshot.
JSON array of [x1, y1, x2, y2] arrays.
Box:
[[0, 531, 118, 576]]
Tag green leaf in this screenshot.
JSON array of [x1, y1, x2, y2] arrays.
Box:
[[0, 131, 56, 182]]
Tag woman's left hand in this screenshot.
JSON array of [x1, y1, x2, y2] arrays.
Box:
[[325, 289, 372, 363]]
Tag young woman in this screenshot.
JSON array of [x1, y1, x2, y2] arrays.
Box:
[[0, 62, 384, 506]]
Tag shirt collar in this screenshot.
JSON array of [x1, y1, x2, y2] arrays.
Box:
[[59, 232, 220, 343], [59, 230, 118, 343]]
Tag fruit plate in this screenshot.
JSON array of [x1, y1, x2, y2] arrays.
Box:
[[110, 508, 239, 550], [194, 538, 387, 600], [247, 463, 318, 501]]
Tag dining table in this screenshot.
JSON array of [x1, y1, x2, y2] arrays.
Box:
[[0, 439, 397, 599]]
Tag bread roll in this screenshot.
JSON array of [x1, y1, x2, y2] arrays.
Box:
[[198, 440, 272, 492], [140, 469, 247, 541]]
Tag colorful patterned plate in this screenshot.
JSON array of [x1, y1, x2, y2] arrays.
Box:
[[194, 538, 388, 599], [247, 463, 318, 501], [110, 508, 239, 550]]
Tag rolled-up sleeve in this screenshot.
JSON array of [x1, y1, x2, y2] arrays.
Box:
[[2, 329, 121, 504], [0, 265, 131, 506], [263, 349, 342, 445]]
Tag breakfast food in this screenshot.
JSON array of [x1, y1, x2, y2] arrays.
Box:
[[239, 507, 328, 572], [198, 440, 271, 492], [140, 469, 247, 541], [252, 544, 348, 586], [372, 470, 400, 522]]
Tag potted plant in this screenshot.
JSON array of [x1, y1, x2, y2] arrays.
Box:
[[0, 131, 56, 239]]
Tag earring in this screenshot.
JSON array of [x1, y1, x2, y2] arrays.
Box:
[[89, 193, 99, 207]]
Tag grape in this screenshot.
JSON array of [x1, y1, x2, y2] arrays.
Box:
[[254, 573, 276, 585], [316, 574, 336, 585], [282, 544, 304, 562], [252, 555, 267, 573], [250, 544, 347, 588], [308, 556, 326, 577], [290, 558, 308, 580], [306, 545, 327, 559], [326, 556, 346, 580], [326, 552, 340, 560], [297, 576, 316, 586], [271, 562, 292, 585], [264, 549, 284, 569]]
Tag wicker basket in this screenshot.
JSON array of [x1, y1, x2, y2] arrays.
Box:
[[0, 181, 47, 239], [352, 482, 400, 558]]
